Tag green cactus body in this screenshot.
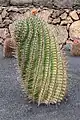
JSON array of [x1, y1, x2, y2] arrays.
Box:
[[15, 15, 67, 105]]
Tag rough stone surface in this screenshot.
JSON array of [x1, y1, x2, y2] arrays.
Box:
[[47, 17, 53, 24], [0, 0, 9, 6], [69, 20, 80, 39], [67, 23, 71, 30], [66, 16, 73, 23], [53, 0, 74, 8], [0, 15, 2, 23], [48, 24, 68, 44], [9, 21, 16, 38], [18, 7, 29, 13], [73, 0, 80, 9], [0, 28, 9, 39], [0, 7, 2, 14], [60, 20, 68, 25], [8, 6, 19, 12], [0, 6, 80, 46], [77, 9, 80, 14], [64, 9, 70, 13], [60, 12, 67, 20], [52, 17, 60, 24], [0, 0, 79, 8], [60, 16, 73, 25], [1, 9, 8, 18], [0, 23, 5, 28], [33, 0, 53, 7], [52, 10, 64, 18], [9, 13, 19, 21], [37, 9, 51, 22], [3, 18, 12, 26], [10, 0, 32, 5], [9, 12, 25, 21], [24, 11, 31, 19], [53, 0, 80, 9], [69, 10, 79, 20], [0, 38, 3, 44]]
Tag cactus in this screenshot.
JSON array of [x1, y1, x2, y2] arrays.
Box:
[[15, 15, 67, 105], [71, 43, 80, 56], [70, 39, 80, 56]]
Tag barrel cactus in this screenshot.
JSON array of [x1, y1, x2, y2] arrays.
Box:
[[14, 13, 67, 105]]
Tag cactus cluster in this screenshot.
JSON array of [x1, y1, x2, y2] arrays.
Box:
[[15, 15, 67, 105], [71, 43, 80, 56]]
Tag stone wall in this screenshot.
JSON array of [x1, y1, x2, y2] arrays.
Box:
[[0, 0, 80, 9], [0, 0, 80, 45], [48, 9, 80, 42], [0, 6, 80, 45]]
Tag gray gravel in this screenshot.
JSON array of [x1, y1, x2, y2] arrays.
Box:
[[0, 45, 80, 120]]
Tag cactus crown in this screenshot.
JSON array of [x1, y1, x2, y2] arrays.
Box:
[[15, 15, 67, 105]]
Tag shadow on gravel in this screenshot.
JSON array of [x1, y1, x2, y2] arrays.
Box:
[[0, 45, 80, 120]]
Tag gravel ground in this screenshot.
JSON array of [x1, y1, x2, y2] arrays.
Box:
[[0, 45, 80, 120]]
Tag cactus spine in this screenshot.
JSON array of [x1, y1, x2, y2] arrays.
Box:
[[15, 15, 67, 105]]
